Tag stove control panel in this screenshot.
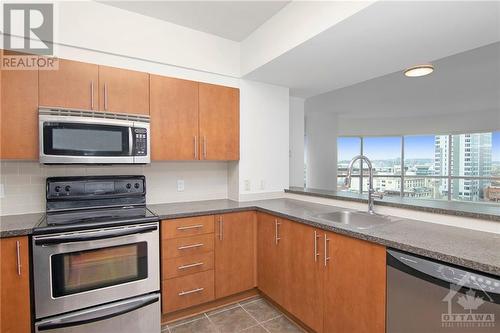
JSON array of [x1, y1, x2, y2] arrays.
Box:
[[47, 176, 146, 199]]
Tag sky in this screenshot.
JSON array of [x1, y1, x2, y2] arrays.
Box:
[[338, 132, 500, 162]]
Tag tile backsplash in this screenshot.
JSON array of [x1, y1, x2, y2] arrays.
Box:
[[0, 161, 229, 215]]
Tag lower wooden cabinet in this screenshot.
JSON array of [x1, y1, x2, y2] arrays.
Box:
[[323, 231, 386, 333], [214, 211, 256, 299], [162, 270, 215, 313], [0, 236, 31, 333], [257, 213, 288, 306]]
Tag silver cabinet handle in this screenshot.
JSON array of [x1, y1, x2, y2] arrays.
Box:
[[178, 243, 204, 250], [16, 241, 21, 276], [194, 136, 198, 159], [314, 231, 320, 262], [178, 288, 204, 296], [275, 219, 281, 245], [178, 262, 204, 270], [104, 83, 108, 110], [203, 136, 207, 159], [90, 81, 94, 110], [218, 216, 224, 241], [324, 234, 330, 267], [177, 224, 204, 231]]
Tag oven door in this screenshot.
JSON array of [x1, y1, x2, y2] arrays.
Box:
[[33, 222, 160, 319], [39, 114, 135, 164]]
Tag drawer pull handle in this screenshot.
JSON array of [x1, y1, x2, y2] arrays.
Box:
[[178, 288, 204, 296], [177, 224, 204, 231], [178, 243, 204, 250], [178, 262, 204, 270]]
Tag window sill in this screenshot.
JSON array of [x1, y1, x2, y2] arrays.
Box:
[[285, 186, 500, 222]]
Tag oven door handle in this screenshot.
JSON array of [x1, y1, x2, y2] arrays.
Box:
[[34, 225, 157, 246], [37, 293, 159, 331]]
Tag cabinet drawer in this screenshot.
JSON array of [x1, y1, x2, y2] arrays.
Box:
[[163, 252, 214, 279], [162, 270, 215, 313], [163, 234, 214, 259], [162, 216, 214, 239]]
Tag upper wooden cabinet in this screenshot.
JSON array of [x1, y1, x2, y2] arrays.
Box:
[[0, 236, 31, 333], [214, 211, 256, 299], [150, 75, 199, 160], [39, 59, 99, 110], [323, 231, 386, 333], [199, 83, 239, 160], [98, 65, 149, 115], [1, 56, 39, 160]]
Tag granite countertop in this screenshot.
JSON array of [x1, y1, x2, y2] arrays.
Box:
[[2, 198, 499, 276], [286, 186, 500, 222]]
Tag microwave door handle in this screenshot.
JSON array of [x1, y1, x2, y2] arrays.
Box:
[[34, 224, 157, 246], [129, 127, 134, 156], [37, 293, 159, 331]]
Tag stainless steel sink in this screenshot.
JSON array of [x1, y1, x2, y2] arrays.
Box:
[[311, 211, 399, 230]]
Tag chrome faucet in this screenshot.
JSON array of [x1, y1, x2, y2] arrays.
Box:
[[344, 155, 384, 214]]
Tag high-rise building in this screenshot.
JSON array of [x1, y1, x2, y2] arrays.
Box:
[[434, 133, 492, 201]]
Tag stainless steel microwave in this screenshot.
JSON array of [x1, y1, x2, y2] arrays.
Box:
[[39, 107, 150, 164]]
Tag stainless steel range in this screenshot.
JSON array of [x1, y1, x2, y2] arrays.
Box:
[[32, 176, 160, 333]]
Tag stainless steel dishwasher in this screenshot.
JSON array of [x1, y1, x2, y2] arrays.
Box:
[[387, 249, 499, 333]]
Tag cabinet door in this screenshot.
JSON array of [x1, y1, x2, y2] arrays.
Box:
[[150, 75, 199, 160], [199, 83, 239, 160], [39, 59, 98, 110], [257, 213, 287, 306], [0, 56, 38, 159], [283, 222, 324, 333], [215, 211, 256, 298], [323, 232, 386, 333], [0, 237, 31, 333], [98, 65, 149, 115]]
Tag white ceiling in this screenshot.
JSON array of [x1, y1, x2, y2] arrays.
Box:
[[316, 42, 500, 119], [100, 1, 289, 41], [244, 1, 500, 98]]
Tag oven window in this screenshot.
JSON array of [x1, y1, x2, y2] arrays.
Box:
[[51, 243, 148, 297], [43, 123, 130, 156]]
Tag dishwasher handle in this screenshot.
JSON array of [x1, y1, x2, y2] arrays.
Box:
[[387, 249, 500, 298], [37, 293, 159, 331]]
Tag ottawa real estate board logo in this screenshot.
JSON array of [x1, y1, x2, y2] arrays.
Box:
[[2, 3, 58, 70], [441, 272, 496, 329]]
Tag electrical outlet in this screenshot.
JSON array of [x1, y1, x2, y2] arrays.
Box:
[[244, 180, 251, 191], [0, 184, 4, 198], [177, 180, 185, 192], [260, 180, 265, 190]]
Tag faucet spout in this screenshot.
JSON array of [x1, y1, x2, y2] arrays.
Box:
[[344, 155, 381, 214]]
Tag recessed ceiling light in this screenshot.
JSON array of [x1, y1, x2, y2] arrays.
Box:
[[404, 64, 434, 77]]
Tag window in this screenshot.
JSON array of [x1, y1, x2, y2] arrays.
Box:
[[337, 132, 500, 204]]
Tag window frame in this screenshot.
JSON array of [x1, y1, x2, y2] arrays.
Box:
[[336, 133, 500, 203]]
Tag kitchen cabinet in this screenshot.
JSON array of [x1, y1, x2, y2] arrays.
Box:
[[39, 59, 99, 110], [150, 75, 199, 160], [199, 83, 239, 160], [323, 231, 386, 333], [284, 223, 324, 333], [0, 236, 31, 333], [98, 65, 149, 115], [257, 212, 288, 306], [0, 53, 39, 159], [214, 211, 256, 299]]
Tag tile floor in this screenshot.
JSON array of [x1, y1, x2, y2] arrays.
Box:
[[161, 297, 304, 333]]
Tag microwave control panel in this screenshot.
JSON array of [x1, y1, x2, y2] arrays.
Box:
[[133, 128, 148, 156]]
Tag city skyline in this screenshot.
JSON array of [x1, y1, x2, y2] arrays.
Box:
[[338, 132, 500, 162]]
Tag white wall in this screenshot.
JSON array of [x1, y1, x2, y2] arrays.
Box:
[[237, 80, 290, 200], [289, 97, 305, 187], [0, 161, 228, 215], [305, 109, 338, 190]]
